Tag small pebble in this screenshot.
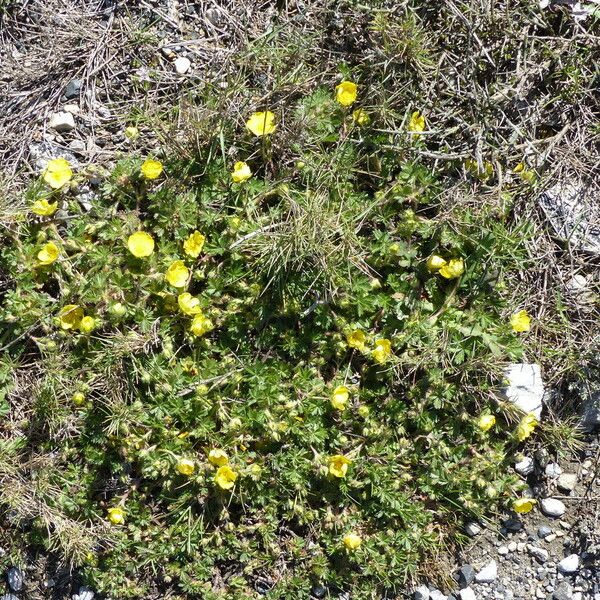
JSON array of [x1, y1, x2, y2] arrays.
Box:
[[465, 522, 482, 537], [476, 560, 498, 583], [540, 498, 566, 518], [515, 456, 535, 476], [528, 545, 549, 563], [545, 463, 562, 478], [558, 554, 580, 574], [7, 567, 23, 592], [414, 585, 430, 600], [459, 589, 477, 600], [174, 56, 191, 74], [557, 474, 577, 493], [49, 111, 76, 132]]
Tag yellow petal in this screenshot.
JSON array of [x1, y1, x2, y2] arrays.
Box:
[[183, 231, 205, 258], [176, 458, 195, 476], [516, 413, 538, 442], [328, 454, 351, 478], [331, 385, 349, 411], [426, 254, 447, 272], [408, 111, 426, 133], [37, 241, 60, 265], [439, 258, 464, 279], [372, 339, 392, 364], [512, 498, 536, 514], [352, 109, 369, 126], [215, 465, 238, 489], [477, 414, 496, 432], [58, 304, 84, 330], [510, 310, 531, 333], [31, 199, 58, 216], [177, 292, 202, 315], [165, 260, 190, 288], [79, 316, 95, 334], [43, 158, 73, 189], [231, 161, 252, 183], [335, 81, 358, 106], [190, 313, 213, 337], [346, 330, 366, 351], [246, 111, 276, 137], [141, 158, 163, 180], [208, 449, 229, 467], [127, 231, 155, 258], [343, 533, 362, 550], [107, 507, 125, 524]]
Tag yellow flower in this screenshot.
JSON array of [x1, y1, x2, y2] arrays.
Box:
[[43, 158, 73, 189], [372, 339, 392, 364], [477, 414, 496, 432], [352, 108, 370, 126], [231, 161, 252, 183], [331, 385, 350, 411], [190, 314, 214, 337], [127, 231, 155, 258], [79, 316, 95, 334], [516, 412, 538, 442], [165, 260, 190, 288], [37, 241, 60, 265], [465, 159, 494, 181], [176, 458, 195, 476], [426, 254, 447, 273], [31, 199, 58, 216], [125, 126, 139, 140], [246, 111, 277, 137], [178, 292, 202, 315], [510, 310, 531, 333], [512, 498, 536, 514], [408, 111, 426, 133], [208, 449, 229, 467], [346, 330, 366, 352], [141, 159, 163, 180], [343, 533, 362, 550], [328, 454, 352, 478], [72, 392, 86, 405], [336, 81, 357, 106], [107, 507, 125, 524], [58, 305, 84, 330], [439, 258, 464, 279], [215, 465, 238, 490], [183, 231, 205, 258]]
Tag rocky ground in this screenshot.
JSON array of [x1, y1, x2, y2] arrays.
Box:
[[409, 436, 600, 600]]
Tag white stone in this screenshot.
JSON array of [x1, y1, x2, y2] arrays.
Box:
[[498, 546, 509, 555], [414, 585, 430, 600], [504, 363, 545, 419], [515, 456, 534, 476], [540, 498, 566, 518], [528, 545, 549, 563], [63, 104, 80, 114], [545, 463, 562, 478], [558, 554, 580, 574], [49, 112, 76, 132], [465, 522, 481, 536], [557, 473, 577, 492], [508, 541, 517, 552], [475, 560, 497, 583], [459, 588, 477, 600], [430, 591, 447, 600], [174, 56, 191, 74]]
